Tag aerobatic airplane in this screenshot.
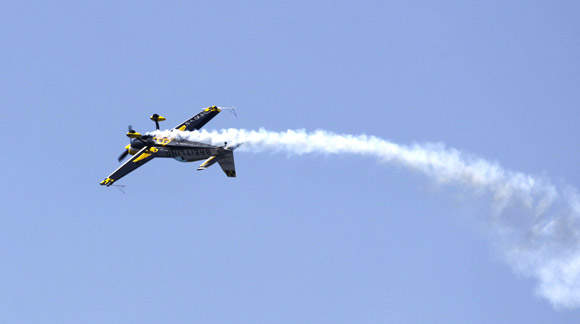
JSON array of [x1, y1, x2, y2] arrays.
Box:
[[100, 106, 238, 187]]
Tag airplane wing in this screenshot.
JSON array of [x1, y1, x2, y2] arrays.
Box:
[[100, 146, 160, 186], [173, 106, 221, 131]]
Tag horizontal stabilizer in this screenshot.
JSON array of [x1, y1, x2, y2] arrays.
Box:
[[197, 156, 219, 170]]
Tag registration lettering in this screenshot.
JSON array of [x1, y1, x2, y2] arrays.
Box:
[[170, 148, 211, 157]]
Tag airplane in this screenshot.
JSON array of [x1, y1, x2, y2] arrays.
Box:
[[100, 106, 239, 187]]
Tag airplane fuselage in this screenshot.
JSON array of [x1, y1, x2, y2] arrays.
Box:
[[129, 135, 225, 163], [158, 146, 218, 162]]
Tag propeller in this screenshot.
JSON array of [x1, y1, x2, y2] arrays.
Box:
[[117, 149, 129, 162], [117, 125, 134, 162]]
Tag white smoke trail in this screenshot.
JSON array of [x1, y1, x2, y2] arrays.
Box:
[[153, 128, 580, 309]]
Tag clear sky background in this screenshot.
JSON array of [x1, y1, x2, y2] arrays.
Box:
[[1, 1, 579, 323]]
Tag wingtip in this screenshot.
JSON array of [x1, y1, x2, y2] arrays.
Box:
[[100, 178, 115, 186]]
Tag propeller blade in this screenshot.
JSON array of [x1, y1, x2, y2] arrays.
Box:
[[117, 150, 129, 162]]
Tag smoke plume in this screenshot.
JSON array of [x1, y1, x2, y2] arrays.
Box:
[[153, 128, 580, 308]]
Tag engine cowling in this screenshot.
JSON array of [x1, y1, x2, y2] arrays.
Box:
[[125, 144, 140, 155]]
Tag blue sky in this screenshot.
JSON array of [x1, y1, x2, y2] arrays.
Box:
[[1, 1, 579, 323]]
